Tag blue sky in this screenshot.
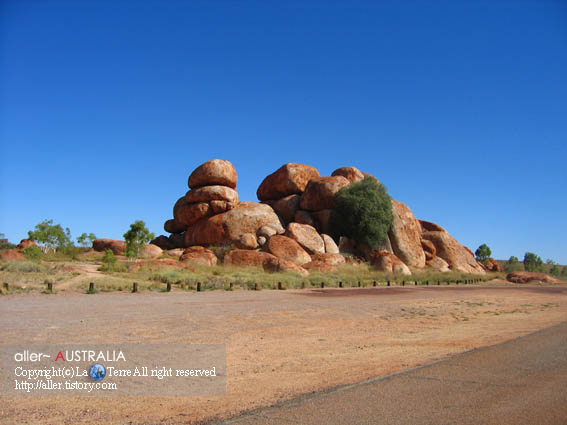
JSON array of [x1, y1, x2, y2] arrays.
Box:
[[1, 0, 566, 263]]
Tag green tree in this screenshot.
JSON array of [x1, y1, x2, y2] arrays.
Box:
[[562, 266, 567, 277], [504, 255, 521, 272], [523, 252, 543, 272], [328, 178, 393, 250], [28, 220, 72, 253], [475, 244, 492, 263], [22, 245, 42, 262], [77, 233, 97, 250], [123, 220, 154, 259]]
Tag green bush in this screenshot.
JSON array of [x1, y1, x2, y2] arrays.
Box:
[[123, 220, 154, 259], [523, 252, 544, 272], [1, 261, 44, 273], [22, 245, 43, 262], [504, 255, 521, 273], [329, 177, 393, 250], [475, 244, 491, 263]]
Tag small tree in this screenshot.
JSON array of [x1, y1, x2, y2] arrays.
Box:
[[123, 220, 154, 259], [523, 252, 543, 272], [77, 233, 97, 250], [328, 178, 393, 250], [22, 245, 42, 262], [28, 220, 73, 253], [504, 255, 521, 272], [562, 266, 567, 277], [475, 244, 492, 263]]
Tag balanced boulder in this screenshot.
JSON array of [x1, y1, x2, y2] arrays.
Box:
[[388, 200, 426, 269], [180, 246, 218, 267], [322, 234, 339, 254], [185, 186, 239, 204], [285, 223, 325, 254], [299, 176, 350, 211], [188, 159, 237, 189], [257, 163, 320, 201], [331, 166, 365, 183], [265, 235, 312, 264], [93, 239, 126, 255]]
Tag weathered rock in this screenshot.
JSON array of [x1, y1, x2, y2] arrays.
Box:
[[426, 256, 451, 272], [419, 220, 446, 233], [188, 159, 237, 189], [285, 223, 325, 255], [322, 234, 339, 254], [266, 194, 300, 224], [294, 210, 315, 227], [265, 235, 312, 264], [506, 271, 561, 284], [128, 259, 194, 272], [92, 239, 126, 255], [173, 196, 188, 218], [421, 231, 486, 274], [210, 200, 235, 214], [176, 202, 212, 227], [338, 236, 356, 254], [361, 172, 380, 184], [257, 163, 320, 201], [17, 239, 37, 250], [223, 249, 276, 267], [150, 235, 173, 250], [303, 261, 336, 272], [168, 233, 186, 249], [257, 225, 278, 239], [185, 186, 239, 204], [311, 209, 333, 234], [310, 253, 346, 266], [257, 236, 267, 246], [140, 244, 163, 259], [263, 257, 309, 276], [164, 219, 185, 234], [370, 251, 412, 275], [185, 202, 284, 246], [236, 233, 258, 250], [421, 239, 437, 261], [299, 176, 350, 211], [0, 249, 26, 261], [180, 246, 218, 267], [484, 258, 503, 272], [388, 200, 426, 269], [166, 248, 185, 257], [331, 166, 365, 183]]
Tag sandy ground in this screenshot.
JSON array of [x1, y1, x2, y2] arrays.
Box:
[[1, 285, 566, 424]]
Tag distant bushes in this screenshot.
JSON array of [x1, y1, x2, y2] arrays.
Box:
[[1, 261, 45, 273]]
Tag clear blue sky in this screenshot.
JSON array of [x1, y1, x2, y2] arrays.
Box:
[[1, 1, 566, 263]]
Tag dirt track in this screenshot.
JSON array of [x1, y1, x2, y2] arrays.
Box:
[[1, 285, 566, 424]]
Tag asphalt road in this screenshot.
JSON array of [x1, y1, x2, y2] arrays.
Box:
[[218, 321, 567, 425]]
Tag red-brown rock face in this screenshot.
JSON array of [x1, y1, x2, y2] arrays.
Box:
[[175, 202, 212, 227], [223, 249, 276, 267], [421, 231, 486, 274], [266, 194, 300, 224], [0, 249, 26, 261], [331, 166, 365, 183], [484, 258, 503, 272], [263, 257, 309, 276], [92, 239, 126, 255], [257, 163, 320, 201], [299, 176, 350, 211], [139, 244, 163, 259], [388, 200, 426, 269], [506, 272, 560, 284], [185, 186, 239, 204], [285, 223, 325, 255], [184, 202, 284, 246], [310, 253, 346, 266], [179, 246, 218, 267], [370, 251, 411, 275], [17, 239, 37, 250], [188, 159, 237, 189], [265, 235, 312, 264]]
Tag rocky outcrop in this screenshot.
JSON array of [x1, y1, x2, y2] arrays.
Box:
[[265, 235, 312, 264], [421, 231, 486, 274], [236, 233, 258, 250], [164, 219, 185, 235], [285, 223, 325, 255], [92, 239, 126, 255], [322, 234, 339, 254], [299, 176, 350, 211], [303, 261, 336, 272], [188, 159, 237, 189], [180, 246, 218, 267], [185, 186, 238, 204], [0, 249, 26, 261], [176, 202, 212, 227], [370, 251, 412, 275], [484, 258, 503, 272], [388, 200, 426, 269], [421, 239, 436, 261], [426, 256, 451, 272], [294, 210, 315, 227], [184, 202, 283, 246], [506, 272, 561, 284], [257, 163, 320, 201], [310, 253, 346, 266], [151, 235, 173, 250], [223, 249, 276, 267], [265, 195, 300, 224], [263, 257, 309, 276], [331, 166, 365, 183], [140, 244, 163, 259], [311, 209, 333, 234], [17, 239, 37, 250]]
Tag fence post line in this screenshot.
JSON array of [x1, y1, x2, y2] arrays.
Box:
[[132, 282, 138, 293]]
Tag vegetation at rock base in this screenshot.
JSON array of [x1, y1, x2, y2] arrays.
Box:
[[22, 245, 42, 262], [329, 177, 393, 250], [475, 244, 492, 263], [123, 220, 155, 259], [523, 252, 544, 272], [504, 256, 521, 273], [27, 219, 73, 253]]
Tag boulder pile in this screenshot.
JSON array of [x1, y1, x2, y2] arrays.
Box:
[[146, 159, 488, 276]]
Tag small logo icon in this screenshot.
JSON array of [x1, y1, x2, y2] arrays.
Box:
[[89, 363, 106, 381]]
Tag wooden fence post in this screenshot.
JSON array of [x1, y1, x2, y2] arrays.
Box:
[[132, 282, 138, 293]]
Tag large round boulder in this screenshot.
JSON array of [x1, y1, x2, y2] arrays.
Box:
[[188, 159, 237, 189], [299, 176, 350, 211], [331, 166, 365, 183], [0, 249, 26, 261], [310, 253, 346, 266], [92, 239, 126, 255], [421, 230, 486, 274], [506, 272, 560, 284], [426, 256, 451, 272], [140, 244, 163, 259], [265, 235, 312, 264], [176, 202, 212, 227], [321, 234, 339, 254], [17, 239, 37, 250], [164, 219, 186, 235], [180, 246, 218, 267], [265, 194, 300, 224], [257, 163, 320, 201], [184, 202, 284, 246], [311, 209, 333, 234], [223, 249, 276, 267], [284, 223, 325, 255], [263, 257, 309, 276], [185, 186, 239, 204], [388, 200, 426, 269], [150, 235, 173, 250], [370, 251, 411, 275]]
